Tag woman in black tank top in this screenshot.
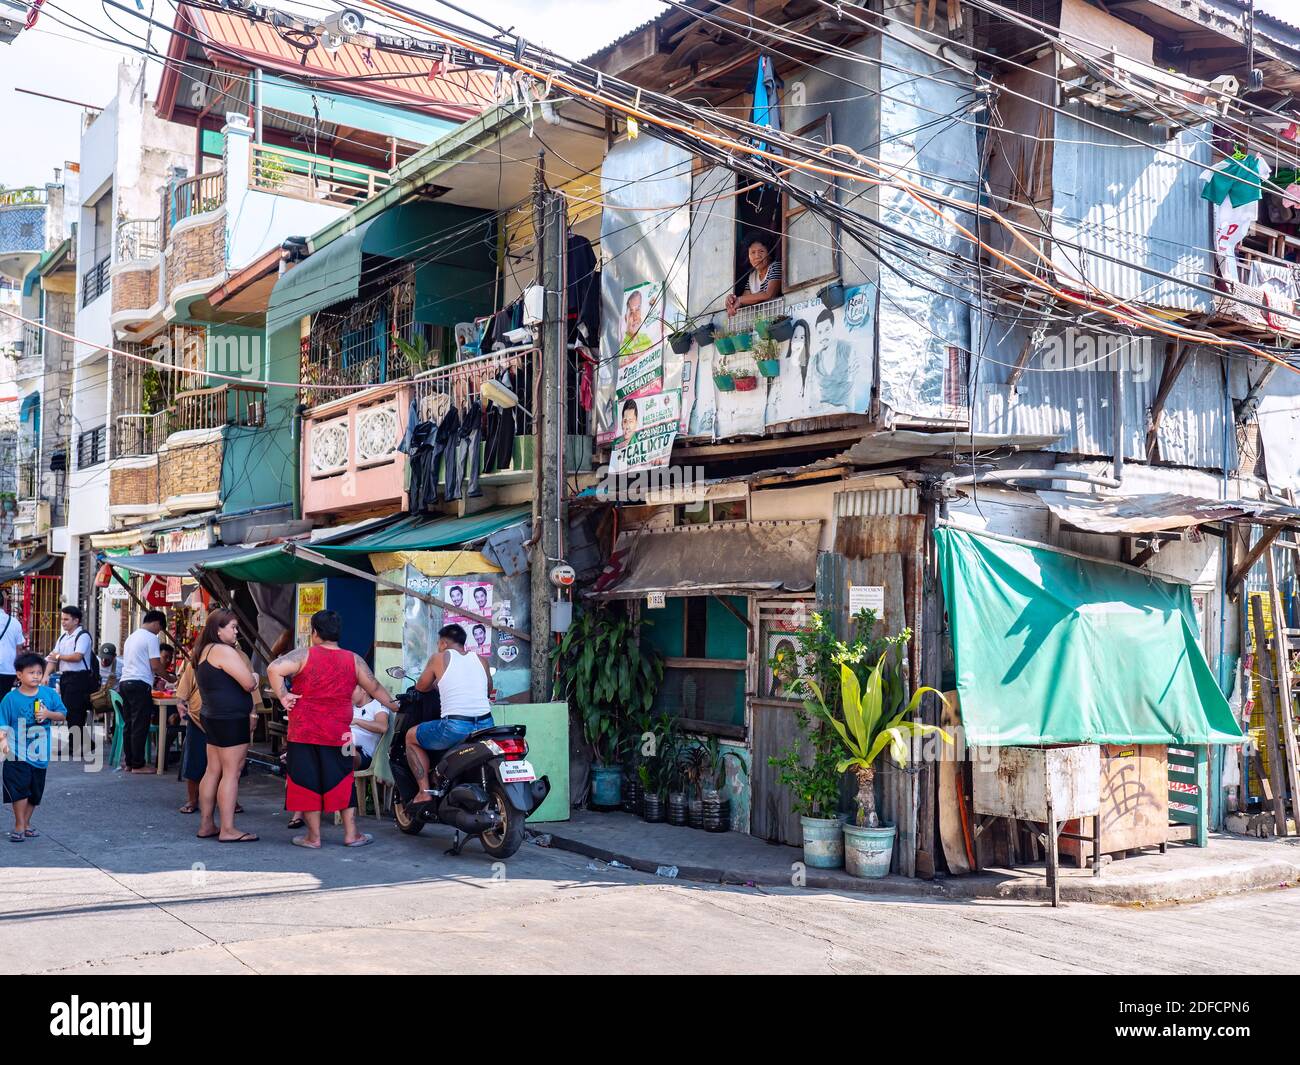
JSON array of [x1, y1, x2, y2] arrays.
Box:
[[191, 610, 260, 843]]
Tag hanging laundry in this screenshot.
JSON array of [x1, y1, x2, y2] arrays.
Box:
[[1201, 154, 1268, 207]]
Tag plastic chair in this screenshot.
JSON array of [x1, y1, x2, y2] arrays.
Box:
[[354, 726, 394, 819], [107, 690, 159, 769]]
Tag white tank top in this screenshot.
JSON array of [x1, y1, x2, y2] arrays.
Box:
[[438, 648, 490, 717]]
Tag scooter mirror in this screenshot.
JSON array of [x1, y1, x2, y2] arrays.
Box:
[[385, 665, 408, 679]]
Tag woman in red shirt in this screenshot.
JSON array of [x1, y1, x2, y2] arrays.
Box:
[[267, 610, 398, 849]]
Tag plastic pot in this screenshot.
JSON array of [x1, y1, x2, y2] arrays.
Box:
[[769, 315, 795, 342], [642, 794, 665, 823], [713, 373, 736, 392], [733, 374, 759, 392], [843, 823, 896, 878], [800, 815, 845, 869], [669, 331, 693, 355], [715, 334, 737, 355], [757, 359, 780, 378], [667, 792, 688, 826], [702, 792, 731, 832], [732, 330, 754, 352], [754, 319, 772, 340], [819, 282, 846, 310], [686, 798, 704, 829], [622, 778, 642, 815], [693, 323, 716, 348], [590, 766, 622, 810]]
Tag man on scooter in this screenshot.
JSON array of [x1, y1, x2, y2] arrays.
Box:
[[404, 623, 497, 809]]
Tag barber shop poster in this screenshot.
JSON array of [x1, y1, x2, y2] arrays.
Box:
[[610, 390, 680, 473]]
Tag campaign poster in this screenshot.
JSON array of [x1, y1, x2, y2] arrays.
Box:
[[494, 600, 521, 665], [443, 579, 494, 658], [617, 281, 664, 357], [610, 391, 680, 473], [615, 343, 665, 402]]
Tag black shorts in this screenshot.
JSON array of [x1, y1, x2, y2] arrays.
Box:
[[3, 761, 47, 806], [204, 716, 251, 749], [285, 742, 355, 813]]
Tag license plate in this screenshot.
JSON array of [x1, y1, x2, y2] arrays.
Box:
[[499, 760, 536, 783]]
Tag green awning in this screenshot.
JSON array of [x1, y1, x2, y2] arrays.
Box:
[[935, 526, 1243, 746], [317, 505, 530, 555], [265, 216, 375, 336], [201, 543, 342, 585]]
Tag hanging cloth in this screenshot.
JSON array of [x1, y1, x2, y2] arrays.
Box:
[[1201, 154, 1267, 208]]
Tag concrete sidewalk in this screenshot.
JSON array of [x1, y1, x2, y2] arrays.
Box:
[[540, 810, 1300, 904]]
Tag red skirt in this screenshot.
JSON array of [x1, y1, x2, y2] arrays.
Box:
[[285, 742, 356, 813]]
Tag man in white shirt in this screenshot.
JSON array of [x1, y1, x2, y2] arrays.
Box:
[[118, 610, 166, 773], [44, 605, 97, 729], [0, 591, 28, 695], [349, 685, 389, 772]]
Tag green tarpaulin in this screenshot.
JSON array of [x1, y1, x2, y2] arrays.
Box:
[[935, 526, 1243, 746], [318, 505, 529, 555]]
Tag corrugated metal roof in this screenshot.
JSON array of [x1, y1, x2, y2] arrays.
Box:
[[971, 321, 1235, 472], [182, 3, 493, 120], [1050, 104, 1214, 313], [1037, 490, 1300, 533]]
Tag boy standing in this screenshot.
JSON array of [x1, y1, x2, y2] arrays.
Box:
[[0, 652, 67, 842]]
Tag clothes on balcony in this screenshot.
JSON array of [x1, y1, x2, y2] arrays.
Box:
[[449, 400, 483, 500], [482, 370, 518, 474], [406, 418, 438, 512], [567, 232, 600, 344], [437, 404, 461, 502], [1201, 154, 1269, 208]]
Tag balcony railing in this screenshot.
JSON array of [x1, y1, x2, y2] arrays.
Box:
[[0, 187, 46, 207], [76, 425, 107, 469], [173, 383, 266, 433], [21, 322, 42, 359], [17, 455, 37, 500], [116, 217, 161, 262], [412, 347, 537, 446], [81, 256, 110, 307], [302, 381, 411, 519], [162, 170, 225, 243], [250, 143, 392, 208], [110, 411, 170, 459]]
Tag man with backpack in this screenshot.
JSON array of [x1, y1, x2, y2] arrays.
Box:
[[44, 605, 97, 730]]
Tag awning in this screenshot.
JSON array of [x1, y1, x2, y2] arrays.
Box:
[[935, 526, 1243, 746], [1038, 491, 1300, 534], [591, 519, 821, 599], [95, 544, 259, 579], [0, 552, 59, 584], [841, 430, 1063, 465], [318, 505, 530, 555], [265, 217, 374, 335]]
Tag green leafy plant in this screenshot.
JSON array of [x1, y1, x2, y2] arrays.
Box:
[[551, 606, 665, 768], [754, 337, 780, 360], [256, 152, 290, 190], [808, 656, 951, 828], [395, 333, 436, 374]]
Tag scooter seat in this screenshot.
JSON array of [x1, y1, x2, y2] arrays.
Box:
[[467, 724, 526, 742]]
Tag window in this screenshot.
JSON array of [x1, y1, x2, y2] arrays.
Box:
[[675, 496, 749, 526], [783, 115, 839, 290], [642, 594, 749, 736]]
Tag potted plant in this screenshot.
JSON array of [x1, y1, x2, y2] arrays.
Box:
[[395, 334, 437, 374], [808, 650, 950, 878], [669, 329, 694, 355], [713, 351, 737, 392], [818, 282, 846, 310], [731, 355, 759, 392], [692, 321, 716, 348], [754, 317, 773, 340], [731, 328, 754, 353], [754, 337, 781, 378], [702, 739, 748, 832], [551, 607, 665, 812], [714, 329, 737, 356], [638, 763, 664, 822], [769, 314, 795, 342]]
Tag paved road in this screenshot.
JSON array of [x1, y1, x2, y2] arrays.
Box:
[[2, 760, 1297, 974]]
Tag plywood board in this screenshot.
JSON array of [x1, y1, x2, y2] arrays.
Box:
[[1059, 0, 1154, 65], [1063, 744, 1168, 862]]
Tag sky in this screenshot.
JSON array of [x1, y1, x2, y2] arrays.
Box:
[[0, 0, 664, 189], [0, 0, 1296, 189]]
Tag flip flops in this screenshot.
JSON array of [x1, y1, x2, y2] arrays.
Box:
[[343, 833, 374, 848], [286, 817, 305, 830], [7, 832, 23, 843], [22, 829, 38, 838], [196, 830, 219, 839], [179, 803, 197, 814], [291, 835, 322, 849], [218, 832, 259, 843]]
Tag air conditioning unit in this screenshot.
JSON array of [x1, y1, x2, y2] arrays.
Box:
[[0, 0, 26, 46]]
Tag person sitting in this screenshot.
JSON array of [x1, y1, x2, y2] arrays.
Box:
[[725, 237, 782, 316], [404, 623, 497, 807], [349, 685, 389, 772], [155, 645, 178, 690], [97, 644, 121, 691]]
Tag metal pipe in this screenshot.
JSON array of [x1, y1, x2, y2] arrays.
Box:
[[1113, 338, 1126, 486], [946, 470, 1122, 490]]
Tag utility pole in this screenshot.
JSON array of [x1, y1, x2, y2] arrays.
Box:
[[530, 184, 567, 700]]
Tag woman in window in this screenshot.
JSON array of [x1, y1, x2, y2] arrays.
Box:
[[726, 237, 783, 316]]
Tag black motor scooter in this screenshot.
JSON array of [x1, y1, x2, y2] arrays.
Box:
[[384, 667, 549, 859]]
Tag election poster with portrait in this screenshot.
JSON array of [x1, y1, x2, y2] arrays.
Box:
[[609, 390, 680, 473], [441, 579, 494, 658]]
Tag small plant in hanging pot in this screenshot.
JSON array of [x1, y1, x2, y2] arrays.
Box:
[[768, 314, 795, 342], [810, 650, 951, 878], [713, 351, 737, 392], [692, 321, 716, 348], [668, 320, 695, 355], [713, 329, 737, 356], [818, 282, 847, 310], [754, 317, 772, 340], [755, 337, 781, 378], [731, 354, 760, 391], [731, 328, 754, 353]]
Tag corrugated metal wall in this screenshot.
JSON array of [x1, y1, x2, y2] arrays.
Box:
[[971, 320, 1236, 471], [1051, 105, 1214, 312]]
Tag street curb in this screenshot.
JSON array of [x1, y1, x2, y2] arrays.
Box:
[[539, 831, 1300, 905]]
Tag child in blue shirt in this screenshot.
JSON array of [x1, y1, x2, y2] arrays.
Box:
[[0, 652, 67, 842]]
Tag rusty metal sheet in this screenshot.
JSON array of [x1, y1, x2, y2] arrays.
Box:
[[842, 430, 1062, 466], [1038, 490, 1300, 534], [590, 519, 822, 599]]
